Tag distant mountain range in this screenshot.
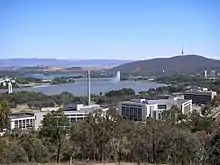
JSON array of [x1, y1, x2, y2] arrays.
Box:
[[0, 58, 133, 68], [112, 55, 220, 73]]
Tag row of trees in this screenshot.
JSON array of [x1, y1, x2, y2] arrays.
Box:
[[155, 73, 220, 94], [0, 100, 220, 165], [0, 91, 88, 109], [0, 88, 150, 109], [2, 85, 220, 112]]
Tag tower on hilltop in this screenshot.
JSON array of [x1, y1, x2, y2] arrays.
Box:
[[181, 44, 184, 56]]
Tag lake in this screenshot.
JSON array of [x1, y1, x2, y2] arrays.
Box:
[[1, 80, 165, 96]]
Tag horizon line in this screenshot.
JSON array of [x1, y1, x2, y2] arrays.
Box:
[[0, 54, 218, 60]]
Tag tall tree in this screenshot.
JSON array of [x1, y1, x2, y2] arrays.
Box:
[[162, 105, 185, 126], [161, 128, 202, 165], [0, 137, 9, 163], [39, 110, 70, 163], [20, 134, 49, 162], [0, 101, 10, 131], [207, 129, 220, 165]]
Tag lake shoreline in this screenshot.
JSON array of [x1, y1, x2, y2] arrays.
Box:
[[0, 80, 165, 96]]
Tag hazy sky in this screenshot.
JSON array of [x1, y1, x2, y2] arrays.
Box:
[[0, 0, 219, 60]]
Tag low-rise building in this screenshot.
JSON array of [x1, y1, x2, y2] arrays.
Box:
[[184, 90, 217, 105], [157, 93, 184, 100], [118, 97, 192, 121], [63, 104, 101, 123], [8, 104, 109, 131], [34, 103, 108, 130], [9, 112, 35, 130], [34, 111, 47, 130]]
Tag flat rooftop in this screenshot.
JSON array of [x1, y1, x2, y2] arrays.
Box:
[[121, 99, 191, 106], [184, 91, 214, 96], [9, 112, 35, 119], [64, 104, 101, 114]]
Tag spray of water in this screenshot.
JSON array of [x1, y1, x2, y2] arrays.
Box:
[[112, 71, 121, 82]]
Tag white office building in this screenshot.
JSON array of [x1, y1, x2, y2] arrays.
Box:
[[62, 104, 101, 123], [8, 104, 108, 131], [9, 112, 35, 130], [34, 104, 108, 130], [118, 98, 192, 121]]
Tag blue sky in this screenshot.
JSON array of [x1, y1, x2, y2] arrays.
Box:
[[0, 0, 219, 59]]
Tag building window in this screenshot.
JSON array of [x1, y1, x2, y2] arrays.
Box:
[[158, 111, 163, 120], [130, 107, 134, 119], [77, 117, 84, 121], [158, 105, 167, 109], [15, 120, 18, 128], [134, 109, 138, 118], [153, 111, 157, 119], [138, 108, 142, 120], [70, 118, 76, 123], [22, 120, 26, 128], [122, 108, 125, 116], [19, 120, 22, 128], [125, 108, 129, 116]]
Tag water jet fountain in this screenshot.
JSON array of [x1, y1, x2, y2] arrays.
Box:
[[113, 71, 121, 82]]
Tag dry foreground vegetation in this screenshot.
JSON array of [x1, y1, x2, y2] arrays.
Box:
[[1, 86, 220, 165], [0, 163, 169, 165], [1, 106, 220, 165]]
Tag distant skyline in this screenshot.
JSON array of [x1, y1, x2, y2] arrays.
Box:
[[0, 0, 220, 60]]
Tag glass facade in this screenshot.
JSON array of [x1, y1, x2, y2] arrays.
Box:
[[158, 104, 167, 109], [120, 99, 192, 121], [66, 113, 88, 123], [14, 118, 35, 129], [121, 104, 142, 121], [184, 93, 211, 105], [182, 103, 191, 113]]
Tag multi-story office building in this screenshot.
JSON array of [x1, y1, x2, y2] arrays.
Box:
[[184, 90, 217, 105], [118, 98, 192, 121], [63, 104, 104, 123], [9, 112, 35, 130], [34, 104, 108, 129], [157, 93, 184, 100], [7, 104, 107, 131]]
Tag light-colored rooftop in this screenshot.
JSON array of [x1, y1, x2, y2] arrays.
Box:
[[63, 104, 102, 114], [121, 98, 191, 106]]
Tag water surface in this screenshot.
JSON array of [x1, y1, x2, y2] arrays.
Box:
[[2, 80, 164, 96]]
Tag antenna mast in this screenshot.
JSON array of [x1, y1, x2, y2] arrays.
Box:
[[87, 70, 91, 106], [181, 44, 184, 56]]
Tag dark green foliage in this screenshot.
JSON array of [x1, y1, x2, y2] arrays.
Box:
[[105, 88, 135, 97], [207, 129, 220, 165], [1, 95, 220, 164], [50, 77, 75, 85], [0, 101, 10, 131], [39, 110, 70, 163], [19, 134, 49, 162], [4, 142, 29, 163], [16, 77, 42, 84], [0, 91, 86, 108]]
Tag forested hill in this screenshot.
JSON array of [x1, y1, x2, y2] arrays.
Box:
[[111, 55, 220, 73]]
